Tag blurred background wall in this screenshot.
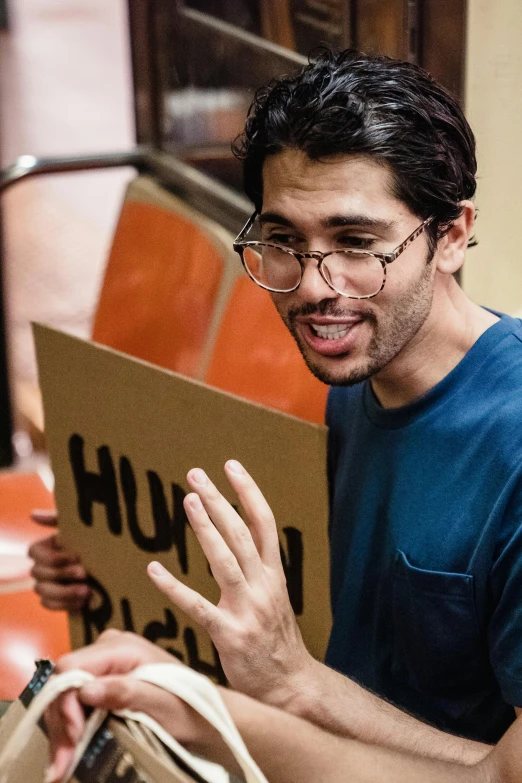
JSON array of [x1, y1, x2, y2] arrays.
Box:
[[464, 0, 522, 317]]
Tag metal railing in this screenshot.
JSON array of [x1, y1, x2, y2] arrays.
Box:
[[0, 149, 149, 193]]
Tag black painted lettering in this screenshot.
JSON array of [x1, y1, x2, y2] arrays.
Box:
[[148, 474, 189, 573], [280, 527, 304, 615], [81, 575, 113, 645], [183, 627, 227, 685], [68, 434, 122, 535], [119, 458, 172, 553], [120, 597, 137, 633], [144, 609, 184, 661]]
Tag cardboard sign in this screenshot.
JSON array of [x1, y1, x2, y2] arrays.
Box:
[[34, 325, 331, 679]]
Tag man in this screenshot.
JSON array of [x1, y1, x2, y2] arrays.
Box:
[[43, 630, 522, 783], [29, 48, 522, 763]]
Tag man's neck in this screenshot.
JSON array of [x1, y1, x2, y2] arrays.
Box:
[[370, 280, 500, 409]]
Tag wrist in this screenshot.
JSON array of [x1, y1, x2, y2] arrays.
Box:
[[264, 652, 322, 716]]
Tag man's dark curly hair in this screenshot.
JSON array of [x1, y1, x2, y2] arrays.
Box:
[[232, 48, 477, 249]]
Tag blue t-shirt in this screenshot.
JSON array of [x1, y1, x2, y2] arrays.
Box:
[[325, 313, 522, 743]]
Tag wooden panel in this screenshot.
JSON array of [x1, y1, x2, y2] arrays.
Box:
[[291, 0, 352, 53], [422, 0, 466, 101], [127, 0, 161, 146], [356, 0, 409, 59]]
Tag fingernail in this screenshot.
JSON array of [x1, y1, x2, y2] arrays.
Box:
[[79, 682, 105, 702], [44, 764, 57, 783], [148, 561, 168, 579], [187, 494, 203, 511], [189, 468, 208, 486], [226, 460, 244, 475]]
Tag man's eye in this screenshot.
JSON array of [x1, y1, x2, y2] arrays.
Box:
[[338, 236, 375, 249], [268, 233, 299, 246]]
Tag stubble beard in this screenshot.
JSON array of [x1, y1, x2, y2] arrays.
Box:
[[278, 263, 435, 387]]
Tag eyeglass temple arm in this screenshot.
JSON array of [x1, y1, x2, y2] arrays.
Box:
[[386, 217, 435, 263], [234, 211, 258, 245]]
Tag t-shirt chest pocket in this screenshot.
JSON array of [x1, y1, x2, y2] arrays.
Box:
[[392, 550, 483, 694]]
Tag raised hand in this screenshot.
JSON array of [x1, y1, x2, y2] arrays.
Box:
[[147, 460, 315, 707]]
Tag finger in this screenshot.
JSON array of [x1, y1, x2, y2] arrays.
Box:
[[186, 468, 262, 582], [35, 580, 91, 604], [60, 689, 86, 743], [46, 745, 76, 783], [224, 460, 282, 567], [41, 596, 89, 613], [45, 690, 84, 782], [78, 677, 206, 750], [183, 493, 250, 591], [28, 535, 81, 567], [148, 562, 223, 635], [55, 630, 173, 676], [79, 676, 149, 712], [45, 693, 73, 748], [31, 509, 58, 527], [31, 562, 88, 583]]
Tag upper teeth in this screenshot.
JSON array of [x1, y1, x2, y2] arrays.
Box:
[[311, 323, 350, 340]]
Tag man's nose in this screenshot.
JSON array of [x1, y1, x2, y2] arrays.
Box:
[[298, 257, 338, 303]]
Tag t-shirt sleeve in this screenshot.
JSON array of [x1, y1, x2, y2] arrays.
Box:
[[489, 476, 522, 706]]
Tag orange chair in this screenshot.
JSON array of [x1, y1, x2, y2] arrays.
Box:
[[204, 276, 328, 424], [92, 177, 236, 378], [0, 471, 69, 699], [16, 177, 238, 432]]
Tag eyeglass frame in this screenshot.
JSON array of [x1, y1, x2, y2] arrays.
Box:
[[233, 212, 435, 300]]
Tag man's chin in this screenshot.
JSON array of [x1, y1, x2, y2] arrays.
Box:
[[285, 323, 375, 386], [301, 351, 373, 387]]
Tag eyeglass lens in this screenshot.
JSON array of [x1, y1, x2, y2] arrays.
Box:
[[242, 245, 384, 297]]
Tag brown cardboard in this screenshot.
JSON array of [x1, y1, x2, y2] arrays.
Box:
[[33, 324, 331, 673], [0, 701, 49, 783]]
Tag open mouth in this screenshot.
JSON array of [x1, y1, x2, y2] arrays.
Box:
[[310, 323, 350, 340], [298, 318, 365, 357]]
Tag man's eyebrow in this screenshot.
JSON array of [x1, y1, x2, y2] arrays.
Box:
[[258, 212, 396, 232], [258, 212, 294, 227], [324, 215, 396, 232]]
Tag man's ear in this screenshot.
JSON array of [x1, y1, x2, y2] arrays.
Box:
[[435, 201, 475, 275]]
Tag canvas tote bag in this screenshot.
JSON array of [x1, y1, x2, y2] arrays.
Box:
[[0, 662, 268, 783]]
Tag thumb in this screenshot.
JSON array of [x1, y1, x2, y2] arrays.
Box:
[[31, 509, 58, 527]]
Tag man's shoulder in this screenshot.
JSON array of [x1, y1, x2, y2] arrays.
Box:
[[458, 315, 522, 460], [441, 314, 522, 410], [477, 314, 522, 392]]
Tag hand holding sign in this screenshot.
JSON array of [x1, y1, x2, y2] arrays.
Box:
[[148, 460, 316, 707], [28, 510, 90, 612]]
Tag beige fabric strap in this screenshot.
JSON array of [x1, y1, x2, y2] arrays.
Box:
[[0, 664, 268, 783]]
